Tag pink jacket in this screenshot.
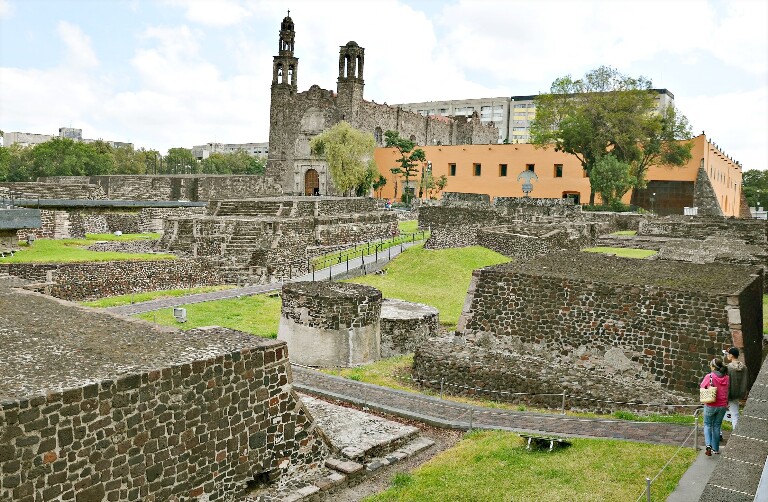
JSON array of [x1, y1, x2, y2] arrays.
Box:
[[700, 371, 729, 407]]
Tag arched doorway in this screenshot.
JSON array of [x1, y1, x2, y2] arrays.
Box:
[[305, 169, 320, 196]]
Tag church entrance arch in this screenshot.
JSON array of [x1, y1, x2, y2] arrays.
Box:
[[305, 169, 320, 195]]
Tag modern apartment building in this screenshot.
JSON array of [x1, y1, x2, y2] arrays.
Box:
[[191, 142, 269, 161], [2, 128, 133, 150], [395, 89, 676, 144]]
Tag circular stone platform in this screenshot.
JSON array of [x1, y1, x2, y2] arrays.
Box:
[[379, 298, 440, 358], [278, 281, 383, 367]]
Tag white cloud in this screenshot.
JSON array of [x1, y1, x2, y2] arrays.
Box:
[[0, 0, 12, 19], [57, 21, 98, 69], [165, 0, 252, 27]]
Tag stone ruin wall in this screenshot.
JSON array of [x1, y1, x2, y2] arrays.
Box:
[[379, 300, 440, 359], [16, 207, 206, 240], [0, 333, 329, 502], [1, 258, 224, 301], [414, 255, 763, 410], [476, 223, 599, 261], [39, 175, 283, 202], [639, 216, 768, 245], [0, 182, 107, 201]]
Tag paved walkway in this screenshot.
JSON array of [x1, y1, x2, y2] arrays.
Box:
[[105, 239, 422, 316], [291, 365, 702, 447]]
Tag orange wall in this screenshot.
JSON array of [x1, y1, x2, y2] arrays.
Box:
[[374, 134, 743, 216]]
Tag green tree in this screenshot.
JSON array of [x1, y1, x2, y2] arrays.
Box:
[[165, 148, 196, 174], [530, 66, 692, 204], [372, 174, 387, 198], [113, 144, 144, 174], [384, 130, 425, 203], [309, 121, 377, 196], [0, 144, 34, 181], [589, 154, 636, 208], [434, 174, 448, 198], [742, 169, 768, 209]]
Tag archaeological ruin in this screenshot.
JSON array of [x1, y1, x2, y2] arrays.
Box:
[[413, 251, 763, 411]]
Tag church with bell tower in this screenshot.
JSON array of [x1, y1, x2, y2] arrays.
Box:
[[265, 12, 498, 196]]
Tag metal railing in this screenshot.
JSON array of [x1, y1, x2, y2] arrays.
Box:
[[310, 230, 429, 271]]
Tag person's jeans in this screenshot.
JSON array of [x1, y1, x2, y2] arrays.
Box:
[[727, 400, 740, 429], [704, 405, 728, 451]]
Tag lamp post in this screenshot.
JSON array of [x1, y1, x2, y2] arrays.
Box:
[[651, 192, 656, 215]]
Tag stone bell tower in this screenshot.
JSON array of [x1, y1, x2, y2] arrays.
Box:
[[272, 11, 298, 92], [336, 41, 365, 122]]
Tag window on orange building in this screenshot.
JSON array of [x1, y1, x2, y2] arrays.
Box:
[[449, 163, 456, 176], [474, 163, 482, 176], [526, 164, 535, 172], [554, 164, 563, 177], [499, 164, 507, 176]]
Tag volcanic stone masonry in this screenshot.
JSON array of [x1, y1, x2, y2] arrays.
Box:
[[414, 251, 763, 409], [0, 281, 329, 501]]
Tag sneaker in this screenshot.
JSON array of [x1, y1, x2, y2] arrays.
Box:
[[713, 450, 721, 454], [719, 433, 723, 441], [705, 445, 712, 456]]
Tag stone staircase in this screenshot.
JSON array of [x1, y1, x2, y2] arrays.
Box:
[[213, 200, 285, 217]]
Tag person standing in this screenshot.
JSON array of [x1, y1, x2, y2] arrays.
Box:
[[700, 357, 729, 456], [725, 347, 749, 429]]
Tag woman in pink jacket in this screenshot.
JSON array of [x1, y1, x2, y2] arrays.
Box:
[[700, 357, 730, 455]]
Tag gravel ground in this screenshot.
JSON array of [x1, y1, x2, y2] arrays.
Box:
[[318, 398, 464, 502]]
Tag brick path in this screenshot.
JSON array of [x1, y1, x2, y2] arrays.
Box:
[[104, 240, 422, 316], [291, 365, 702, 447]]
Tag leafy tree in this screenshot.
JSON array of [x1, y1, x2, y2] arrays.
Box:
[[589, 154, 636, 207], [165, 147, 197, 174], [309, 121, 377, 196], [114, 144, 144, 174], [141, 149, 162, 175], [434, 174, 448, 197], [372, 174, 387, 198], [384, 130, 426, 203], [742, 169, 768, 209], [530, 66, 692, 204]]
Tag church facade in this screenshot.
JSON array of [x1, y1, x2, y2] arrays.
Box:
[[265, 13, 499, 196]]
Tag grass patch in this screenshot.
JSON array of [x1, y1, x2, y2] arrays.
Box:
[[348, 245, 510, 329], [312, 230, 430, 270], [134, 294, 281, 338], [81, 285, 236, 308], [366, 431, 696, 502], [0, 235, 174, 263], [398, 220, 420, 234], [611, 230, 637, 236], [764, 295, 767, 334], [322, 355, 415, 391], [582, 247, 657, 259]]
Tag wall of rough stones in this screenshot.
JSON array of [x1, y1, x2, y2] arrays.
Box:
[[429, 252, 763, 399], [40, 175, 283, 201], [0, 182, 107, 200], [0, 258, 223, 300], [0, 324, 329, 502], [476, 223, 599, 260], [638, 216, 767, 245]]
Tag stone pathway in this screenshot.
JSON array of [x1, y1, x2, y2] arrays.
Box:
[[104, 239, 423, 316], [291, 365, 702, 447]]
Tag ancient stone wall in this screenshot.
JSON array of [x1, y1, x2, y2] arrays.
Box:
[[443, 253, 763, 396], [40, 175, 282, 201], [0, 182, 107, 200], [0, 319, 328, 501], [638, 216, 767, 245], [477, 223, 598, 260], [1, 258, 224, 300], [420, 206, 502, 249]]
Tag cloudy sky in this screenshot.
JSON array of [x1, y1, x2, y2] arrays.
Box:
[[1, 0, 766, 170]]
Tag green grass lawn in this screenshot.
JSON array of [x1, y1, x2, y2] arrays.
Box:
[[348, 245, 510, 329], [81, 285, 236, 308], [134, 294, 282, 338], [0, 234, 173, 263], [398, 220, 420, 234], [582, 246, 657, 259], [611, 230, 638, 236], [366, 431, 696, 502], [86, 232, 160, 241]]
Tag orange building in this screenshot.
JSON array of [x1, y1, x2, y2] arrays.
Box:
[[374, 134, 743, 217]]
